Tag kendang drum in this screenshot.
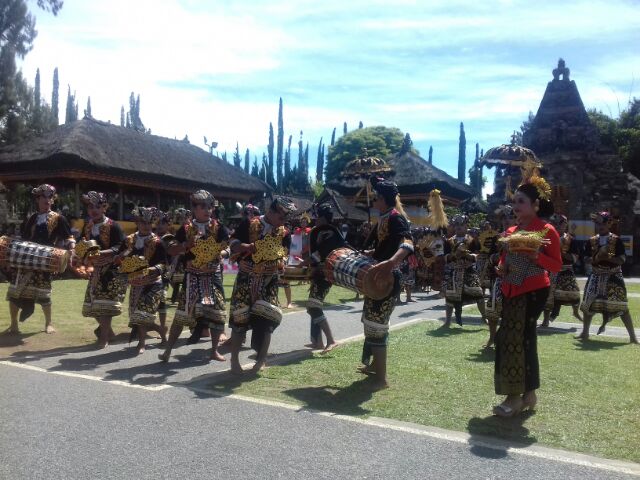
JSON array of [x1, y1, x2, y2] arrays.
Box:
[[324, 247, 394, 300], [0, 236, 70, 274]]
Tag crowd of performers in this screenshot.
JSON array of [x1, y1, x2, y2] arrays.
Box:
[[2, 173, 638, 408]]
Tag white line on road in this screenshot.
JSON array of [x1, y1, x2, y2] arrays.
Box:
[[2, 355, 639, 476]]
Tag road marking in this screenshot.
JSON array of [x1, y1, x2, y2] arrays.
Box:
[[0, 360, 171, 391], [2, 347, 640, 476]]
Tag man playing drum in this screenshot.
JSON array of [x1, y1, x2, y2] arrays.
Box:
[[228, 196, 295, 374], [358, 177, 414, 389], [6, 184, 74, 334]]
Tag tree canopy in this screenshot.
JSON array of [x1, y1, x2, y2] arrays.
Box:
[[325, 126, 409, 181]]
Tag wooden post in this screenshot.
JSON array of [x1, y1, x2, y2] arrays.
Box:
[[74, 182, 80, 217], [118, 186, 124, 221]]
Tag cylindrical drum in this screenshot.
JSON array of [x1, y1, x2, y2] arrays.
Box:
[[0, 236, 70, 274], [323, 247, 393, 300]]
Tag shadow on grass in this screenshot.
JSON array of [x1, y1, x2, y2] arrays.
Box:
[[467, 411, 537, 459], [281, 378, 376, 416], [426, 325, 483, 338], [467, 347, 494, 363], [574, 338, 630, 351], [537, 325, 578, 336], [0, 331, 39, 351]]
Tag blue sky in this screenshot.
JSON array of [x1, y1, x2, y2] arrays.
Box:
[[21, 0, 640, 193]]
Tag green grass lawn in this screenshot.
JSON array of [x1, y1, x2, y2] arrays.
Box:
[[207, 321, 640, 463], [0, 274, 357, 356]]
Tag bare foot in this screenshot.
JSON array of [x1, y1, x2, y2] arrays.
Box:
[[136, 344, 145, 355], [304, 342, 324, 350], [4, 326, 21, 335], [230, 362, 244, 375], [370, 379, 389, 390], [356, 364, 375, 375], [631, 337, 639, 345], [252, 360, 267, 373], [209, 350, 225, 362], [159, 326, 168, 345], [45, 324, 56, 334], [575, 333, 588, 341], [96, 340, 109, 350], [285, 303, 293, 309], [158, 351, 170, 363], [483, 340, 495, 349], [219, 332, 229, 344], [321, 342, 338, 355]]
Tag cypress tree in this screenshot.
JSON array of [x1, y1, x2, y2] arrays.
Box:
[[316, 137, 324, 182], [85, 96, 92, 118], [244, 148, 250, 173], [51, 67, 59, 124], [428, 145, 433, 164], [303, 142, 309, 179], [233, 142, 242, 168], [330, 127, 336, 146], [343, 122, 347, 135], [126, 112, 131, 129], [267, 122, 275, 187], [358, 121, 363, 129], [34, 68, 41, 108], [276, 97, 284, 191], [251, 156, 259, 177], [120, 106, 125, 127], [65, 86, 77, 123], [458, 122, 466, 183], [400, 132, 412, 155]]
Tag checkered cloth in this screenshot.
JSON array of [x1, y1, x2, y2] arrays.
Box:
[[329, 250, 374, 292], [7, 240, 61, 273], [503, 253, 545, 286]]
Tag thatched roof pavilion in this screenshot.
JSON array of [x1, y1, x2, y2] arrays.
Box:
[[0, 117, 269, 219], [327, 151, 473, 204]]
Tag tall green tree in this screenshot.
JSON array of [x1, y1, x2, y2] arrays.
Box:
[[428, 145, 433, 164], [251, 156, 259, 177], [325, 126, 407, 182], [233, 142, 242, 169], [330, 127, 336, 146], [458, 122, 466, 183], [0, 0, 62, 143], [399, 132, 413, 155], [276, 97, 284, 191], [51, 66, 59, 124], [343, 122, 347, 135], [34, 67, 40, 108], [267, 122, 275, 187], [64, 85, 77, 123], [120, 106, 125, 127], [315, 137, 324, 182], [358, 121, 363, 129], [244, 148, 250, 173], [84, 96, 91, 117]]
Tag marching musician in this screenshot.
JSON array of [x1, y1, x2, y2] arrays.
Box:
[[118, 207, 168, 354], [159, 190, 230, 362], [228, 196, 295, 374], [305, 203, 340, 352], [79, 191, 127, 349], [577, 212, 638, 343], [443, 214, 485, 326], [358, 177, 414, 389], [541, 214, 582, 327], [6, 184, 74, 334], [167, 208, 190, 304]]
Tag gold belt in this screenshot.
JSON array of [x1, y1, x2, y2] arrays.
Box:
[[239, 259, 280, 275]]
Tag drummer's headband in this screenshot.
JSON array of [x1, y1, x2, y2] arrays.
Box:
[[190, 189, 216, 207], [132, 206, 159, 224], [32, 184, 56, 198], [271, 196, 297, 215], [370, 176, 399, 204], [82, 191, 108, 206]]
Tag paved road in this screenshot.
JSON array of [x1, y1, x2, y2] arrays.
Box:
[[1, 291, 639, 479]]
